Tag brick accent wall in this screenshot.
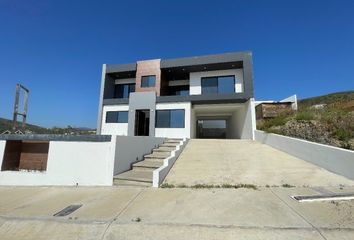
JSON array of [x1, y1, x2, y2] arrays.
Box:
[[19, 141, 49, 171], [256, 103, 293, 119], [135, 59, 161, 96], [1, 140, 49, 171]]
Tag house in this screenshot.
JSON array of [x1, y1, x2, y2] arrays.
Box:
[[255, 95, 298, 119], [97, 51, 256, 140]]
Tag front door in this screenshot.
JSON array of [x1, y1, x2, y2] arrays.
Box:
[[134, 110, 150, 136]]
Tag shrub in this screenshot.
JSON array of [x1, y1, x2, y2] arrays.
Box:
[[160, 183, 175, 188], [258, 115, 289, 131], [295, 111, 314, 121], [282, 183, 295, 188], [334, 128, 352, 141]]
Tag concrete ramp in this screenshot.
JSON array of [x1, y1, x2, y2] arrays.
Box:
[[164, 139, 354, 187]]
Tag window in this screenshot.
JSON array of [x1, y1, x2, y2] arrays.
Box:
[[218, 76, 235, 94], [156, 109, 185, 128], [141, 75, 156, 88], [156, 110, 170, 128], [201, 75, 235, 94], [114, 84, 135, 98], [170, 85, 190, 96], [201, 77, 218, 94], [105, 111, 128, 123]]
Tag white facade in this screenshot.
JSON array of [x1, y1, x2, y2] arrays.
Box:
[[155, 102, 191, 138], [0, 136, 167, 186], [190, 69, 244, 95], [0, 139, 116, 186], [99, 68, 255, 139], [101, 105, 129, 135]]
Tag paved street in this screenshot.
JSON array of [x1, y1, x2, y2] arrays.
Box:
[[0, 186, 353, 239]]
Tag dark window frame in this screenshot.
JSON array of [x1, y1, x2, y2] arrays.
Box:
[[141, 75, 156, 88], [169, 85, 190, 96], [201, 75, 235, 94], [114, 83, 135, 98], [155, 109, 185, 128], [105, 111, 129, 123]]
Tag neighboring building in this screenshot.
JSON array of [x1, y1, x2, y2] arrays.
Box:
[[255, 95, 298, 119], [255, 102, 293, 119], [97, 51, 256, 139]]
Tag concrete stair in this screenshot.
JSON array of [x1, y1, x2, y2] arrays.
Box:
[[144, 152, 171, 159], [113, 138, 182, 187]]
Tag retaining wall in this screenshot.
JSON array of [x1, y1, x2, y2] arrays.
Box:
[[0, 136, 115, 186], [255, 130, 354, 181], [113, 136, 165, 175]]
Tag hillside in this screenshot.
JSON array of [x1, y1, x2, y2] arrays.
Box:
[[0, 118, 50, 134], [257, 91, 354, 150], [0, 118, 96, 135]]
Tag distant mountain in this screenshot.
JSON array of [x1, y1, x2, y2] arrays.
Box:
[[299, 90, 354, 109], [0, 118, 95, 135], [0, 118, 49, 134]]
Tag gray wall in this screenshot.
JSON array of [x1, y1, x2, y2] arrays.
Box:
[[96, 64, 107, 134], [127, 92, 156, 137], [113, 136, 165, 175], [255, 130, 354, 181]]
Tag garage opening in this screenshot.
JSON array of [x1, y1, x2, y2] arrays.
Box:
[[192, 103, 251, 139], [197, 120, 226, 139]]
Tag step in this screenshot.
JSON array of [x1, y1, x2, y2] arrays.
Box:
[[133, 160, 163, 168], [164, 139, 182, 143], [142, 158, 165, 163], [114, 170, 152, 183], [113, 179, 152, 187], [167, 138, 183, 141], [159, 142, 180, 147], [155, 146, 176, 151], [153, 148, 173, 153], [144, 152, 171, 159]]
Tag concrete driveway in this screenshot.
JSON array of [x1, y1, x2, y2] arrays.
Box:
[[0, 186, 353, 239], [164, 139, 354, 187]]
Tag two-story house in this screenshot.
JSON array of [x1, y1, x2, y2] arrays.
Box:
[[97, 51, 256, 139]]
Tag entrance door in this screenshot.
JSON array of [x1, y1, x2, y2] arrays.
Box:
[[135, 110, 150, 136]]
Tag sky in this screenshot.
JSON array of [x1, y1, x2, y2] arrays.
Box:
[[0, 0, 353, 128]]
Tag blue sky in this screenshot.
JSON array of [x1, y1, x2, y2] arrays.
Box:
[[0, 0, 353, 128]]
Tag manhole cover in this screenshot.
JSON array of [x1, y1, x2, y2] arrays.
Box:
[[53, 204, 82, 217]]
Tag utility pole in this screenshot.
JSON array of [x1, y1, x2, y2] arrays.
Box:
[[12, 84, 29, 131]]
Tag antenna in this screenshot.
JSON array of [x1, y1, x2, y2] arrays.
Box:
[[12, 83, 29, 131]]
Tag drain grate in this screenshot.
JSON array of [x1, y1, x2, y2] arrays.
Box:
[[53, 204, 82, 217], [292, 193, 354, 202]]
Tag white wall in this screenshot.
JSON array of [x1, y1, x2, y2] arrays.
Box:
[[153, 138, 188, 187], [255, 130, 354, 181], [0, 141, 5, 166], [230, 99, 256, 139], [101, 105, 129, 135], [0, 139, 116, 186], [113, 136, 165, 175], [155, 102, 191, 138], [281, 94, 298, 110], [190, 69, 244, 95]]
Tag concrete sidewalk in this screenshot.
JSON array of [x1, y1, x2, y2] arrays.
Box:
[[0, 186, 353, 239], [164, 139, 354, 187]]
